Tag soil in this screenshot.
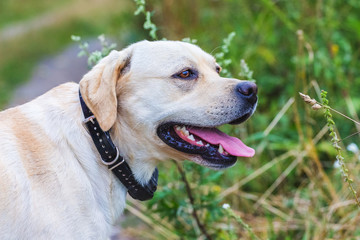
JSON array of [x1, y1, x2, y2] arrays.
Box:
[[8, 41, 98, 107]]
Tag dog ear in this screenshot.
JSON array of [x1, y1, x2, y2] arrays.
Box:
[[79, 49, 131, 131]]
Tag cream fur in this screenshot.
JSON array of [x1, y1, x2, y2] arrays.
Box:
[[0, 40, 254, 239]]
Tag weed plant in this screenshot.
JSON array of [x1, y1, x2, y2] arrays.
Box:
[[125, 1, 360, 239], [3, 0, 360, 239]]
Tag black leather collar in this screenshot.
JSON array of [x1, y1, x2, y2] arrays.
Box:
[[79, 91, 158, 201]]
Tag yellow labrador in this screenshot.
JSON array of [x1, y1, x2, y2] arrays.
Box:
[[0, 40, 257, 239]]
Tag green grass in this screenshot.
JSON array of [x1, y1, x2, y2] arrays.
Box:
[[0, 0, 143, 109], [2, 0, 360, 239], [0, 0, 72, 28], [123, 1, 360, 239]]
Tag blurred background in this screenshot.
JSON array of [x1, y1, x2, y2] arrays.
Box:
[[1, 0, 360, 239]]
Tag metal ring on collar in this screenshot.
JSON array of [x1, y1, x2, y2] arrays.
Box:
[[101, 147, 121, 166]]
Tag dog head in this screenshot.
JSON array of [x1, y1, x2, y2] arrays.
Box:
[[79, 40, 257, 170]]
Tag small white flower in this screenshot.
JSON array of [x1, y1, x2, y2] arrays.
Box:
[[98, 34, 105, 43], [222, 203, 230, 209], [333, 160, 341, 169], [347, 143, 359, 153], [71, 35, 81, 41]]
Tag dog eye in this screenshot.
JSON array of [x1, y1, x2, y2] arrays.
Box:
[[178, 70, 191, 78], [216, 66, 221, 74], [174, 69, 197, 80]]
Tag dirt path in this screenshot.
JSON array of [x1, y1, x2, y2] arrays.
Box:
[[0, 0, 128, 42], [8, 40, 98, 107]]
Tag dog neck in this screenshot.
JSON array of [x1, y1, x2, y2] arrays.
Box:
[[79, 91, 158, 201]]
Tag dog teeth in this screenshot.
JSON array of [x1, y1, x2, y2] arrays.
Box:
[[196, 140, 204, 146], [218, 144, 224, 154], [187, 134, 195, 141], [181, 126, 190, 136], [175, 125, 190, 136], [205, 143, 210, 147]]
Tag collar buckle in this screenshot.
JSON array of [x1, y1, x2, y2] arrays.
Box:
[[82, 115, 95, 134], [83, 115, 96, 124]]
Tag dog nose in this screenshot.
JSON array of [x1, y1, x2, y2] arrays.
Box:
[[236, 81, 258, 105]]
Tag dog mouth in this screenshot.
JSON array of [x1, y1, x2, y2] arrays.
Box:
[[157, 116, 255, 169]]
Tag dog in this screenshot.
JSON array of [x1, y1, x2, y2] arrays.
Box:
[[0, 40, 257, 239]]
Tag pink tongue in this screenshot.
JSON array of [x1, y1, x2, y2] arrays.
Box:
[[188, 128, 255, 157]]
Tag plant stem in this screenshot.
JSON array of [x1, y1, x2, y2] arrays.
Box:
[[320, 90, 360, 207], [174, 161, 213, 240], [223, 206, 262, 240], [299, 92, 360, 126]]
